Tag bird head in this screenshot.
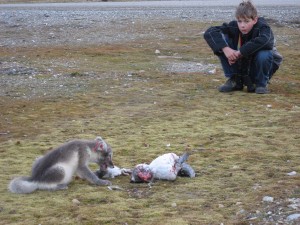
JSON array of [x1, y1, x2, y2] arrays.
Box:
[[130, 164, 153, 183]]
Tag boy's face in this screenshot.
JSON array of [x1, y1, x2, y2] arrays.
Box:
[[237, 16, 258, 34]]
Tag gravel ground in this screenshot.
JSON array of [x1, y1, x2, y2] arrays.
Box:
[[0, 1, 299, 47], [0, 1, 299, 99]]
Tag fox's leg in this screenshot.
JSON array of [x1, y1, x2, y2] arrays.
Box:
[[34, 166, 70, 191], [31, 156, 43, 172], [77, 166, 111, 186]]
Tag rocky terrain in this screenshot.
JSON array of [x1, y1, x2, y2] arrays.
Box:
[[1, 2, 299, 98]]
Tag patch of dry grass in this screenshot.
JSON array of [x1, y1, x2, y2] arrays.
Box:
[[0, 20, 299, 225]]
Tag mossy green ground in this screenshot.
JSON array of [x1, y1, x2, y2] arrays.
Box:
[[0, 19, 299, 224]]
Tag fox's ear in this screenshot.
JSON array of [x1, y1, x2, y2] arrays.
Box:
[[95, 136, 108, 152], [95, 136, 103, 142]]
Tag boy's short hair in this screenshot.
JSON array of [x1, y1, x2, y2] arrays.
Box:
[[235, 0, 257, 19]]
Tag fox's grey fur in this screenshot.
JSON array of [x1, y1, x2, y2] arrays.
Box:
[[8, 137, 114, 194]]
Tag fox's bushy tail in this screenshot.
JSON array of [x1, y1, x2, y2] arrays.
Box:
[[8, 177, 38, 194]]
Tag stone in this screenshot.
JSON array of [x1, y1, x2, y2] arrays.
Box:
[[286, 213, 300, 221], [263, 196, 274, 202]]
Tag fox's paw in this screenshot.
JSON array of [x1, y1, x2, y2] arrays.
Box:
[[97, 179, 112, 186], [104, 180, 112, 186]]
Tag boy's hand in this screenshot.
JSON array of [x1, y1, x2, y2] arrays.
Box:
[[222, 46, 237, 60], [228, 59, 236, 65], [223, 47, 242, 65]]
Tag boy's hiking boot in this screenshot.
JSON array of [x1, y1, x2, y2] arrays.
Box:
[[246, 85, 256, 93], [255, 86, 268, 94], [242, 75, 255, 93], [218, 76, 243, 92]]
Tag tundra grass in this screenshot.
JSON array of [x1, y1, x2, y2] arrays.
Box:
[[0, 20, 299, 225]]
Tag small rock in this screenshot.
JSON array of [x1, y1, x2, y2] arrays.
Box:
[[286, 213, 300, 221], [107, 185, 124, 191], [237, 209, 246, 215], [263, 196, 274, 202], [287, 171, 297, 176], [288, 203, 299, 210], [208, 68, 216, 74], [288, 198, 300, 210], [252, 183, 262, 190], [171, 202, 177, 207], [155, 49, 160, 54], [72, 199, 80, 205]]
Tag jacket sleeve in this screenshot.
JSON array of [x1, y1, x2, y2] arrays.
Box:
[[239, 23, 274, 58], [203, 23, 232, 55]]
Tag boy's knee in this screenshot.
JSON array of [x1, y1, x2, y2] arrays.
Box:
[[255, 50, 272, 62], [221, 33, 235, 48]]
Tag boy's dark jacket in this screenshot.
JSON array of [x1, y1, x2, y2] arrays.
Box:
[[204, 17, 275, 58]]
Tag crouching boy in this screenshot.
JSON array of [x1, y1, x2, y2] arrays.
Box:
[[204, 0, 282, 94]]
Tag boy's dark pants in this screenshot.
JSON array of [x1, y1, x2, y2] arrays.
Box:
[[218, 50, 274, 88], [218, 35, 278, 88]]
